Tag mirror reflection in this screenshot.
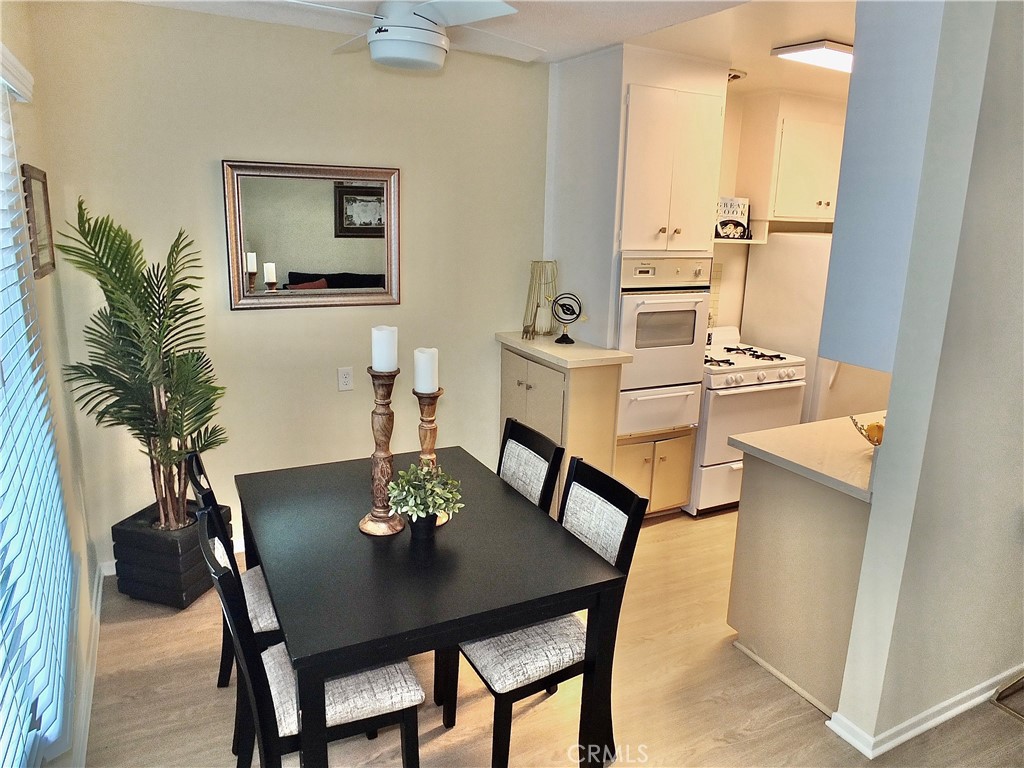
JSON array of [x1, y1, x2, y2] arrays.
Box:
[[223, 161, 400, 309]]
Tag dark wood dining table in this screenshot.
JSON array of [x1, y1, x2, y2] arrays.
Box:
[[235, 446, 627, 767]]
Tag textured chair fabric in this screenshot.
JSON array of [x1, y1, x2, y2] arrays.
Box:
[[561, 483, 628, 566], [498, 440, 549, 506], [240, 566, 280, 634], [460, 615, 585, 694], [262, 643, 425, 737]]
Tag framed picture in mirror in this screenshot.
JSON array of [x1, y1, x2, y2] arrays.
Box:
[[335, 184, 386, 238], [21, 164, 56, 278]]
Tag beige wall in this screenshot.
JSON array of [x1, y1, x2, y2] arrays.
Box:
[[17, 0, 549, 565]]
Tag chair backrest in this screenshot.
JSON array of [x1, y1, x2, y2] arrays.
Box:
[[557, 457, 648, 574], [185, 451, 219, 509], [197, 508, 282, 757], [497, 418, 565, 512], [186, 453, 239, 581]]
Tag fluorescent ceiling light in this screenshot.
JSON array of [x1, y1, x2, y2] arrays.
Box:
[[770, 40, 853, 73]]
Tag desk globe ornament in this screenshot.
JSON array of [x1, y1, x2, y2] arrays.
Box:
[[552, 292, 582, 344]]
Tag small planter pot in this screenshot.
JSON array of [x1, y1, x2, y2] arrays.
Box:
[[408, 515, 438, 541]]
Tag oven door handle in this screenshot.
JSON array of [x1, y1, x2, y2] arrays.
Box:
[[630, 391, 695, 402], [635, 298, 703, 308], [709, 380, 806, 397]]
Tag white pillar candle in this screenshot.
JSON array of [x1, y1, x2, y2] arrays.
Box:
[[413, 347, 439, 393], [246, 252, 257, 273], [263, 262, 277, 284], [371, 326, 399, 372]]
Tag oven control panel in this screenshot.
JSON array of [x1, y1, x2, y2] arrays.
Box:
[[705, 365, 806, 390], [620, 254, 712, 289]]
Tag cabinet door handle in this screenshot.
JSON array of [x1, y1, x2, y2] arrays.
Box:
[[825, 201, 831, 207], [643, 457, 652, 464], [672, 228, 682, 235], [525, 383, 534, 390], [631, 391, 693, 402], [658, 226, 668, 234], [659, 456, 668, 462], [816, 200, 824, 206], [516, 379, 525, 387]]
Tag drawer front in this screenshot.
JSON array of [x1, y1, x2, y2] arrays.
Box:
[[617, 384, 701, 436], [693, 461, 744, 512]]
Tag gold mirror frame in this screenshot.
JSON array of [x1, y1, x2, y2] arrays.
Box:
[[223, 160, 400, 310]]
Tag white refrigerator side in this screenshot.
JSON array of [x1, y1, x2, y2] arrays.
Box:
[[741, 232, 891, 421]]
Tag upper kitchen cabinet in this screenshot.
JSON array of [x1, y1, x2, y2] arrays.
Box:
[[735, 92, 847, 223], [620, 84, 725, 251], [544, 45, 730, 348]]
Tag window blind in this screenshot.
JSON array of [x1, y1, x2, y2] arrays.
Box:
[[0, 81, 73, 768]]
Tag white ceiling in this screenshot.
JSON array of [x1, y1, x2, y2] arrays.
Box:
[[145, 0, 855, 99]]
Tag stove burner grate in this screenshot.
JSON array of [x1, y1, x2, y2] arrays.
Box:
[[723, 345, 757, 355], [705, 355, 735, 367], [750, 351, 786, 361]]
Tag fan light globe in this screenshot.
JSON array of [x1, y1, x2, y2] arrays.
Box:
[[367, 26, 450, 70]]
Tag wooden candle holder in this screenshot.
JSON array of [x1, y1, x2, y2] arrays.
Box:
[[247, 272, 257, 293], [359, 367, 406, 536], [265, 281, 278, 292], [414, 388, 449, 526]]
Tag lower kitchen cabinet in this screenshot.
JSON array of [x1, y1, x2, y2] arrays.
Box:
[[496, 333, 632, 508], [614, 429, 695, 514]]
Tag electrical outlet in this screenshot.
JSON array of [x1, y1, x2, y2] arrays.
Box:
[[337, 366, 354, 392]]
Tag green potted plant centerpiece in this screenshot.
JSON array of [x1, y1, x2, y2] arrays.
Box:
[[387, 462, 464, 540], [58, 199, 227, 608]]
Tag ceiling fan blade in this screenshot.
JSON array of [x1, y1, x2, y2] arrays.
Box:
[[332, 33, 369, 54], [285, 0, 381, 21], [412, 0, 516, 28], [448, 24, 545, 63]]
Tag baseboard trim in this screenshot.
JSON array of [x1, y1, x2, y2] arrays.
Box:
[[732, 640, 833, 715], [827, 663, 1024, 759], [99, 559, 116, 577], [71, 564, 104, 766]]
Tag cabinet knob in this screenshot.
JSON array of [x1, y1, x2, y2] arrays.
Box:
[[825, 201, 831, 207], [673, 228, 682, 235], [816, 200, 823, 206], [658, 226, 668, 234], [659, 456, 668, 462], [643, 457, 652, 464], [516, 379, 525, 387], [525, 383, 534, 390]]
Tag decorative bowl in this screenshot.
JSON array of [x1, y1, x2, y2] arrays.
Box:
[[850, 416, 885, 446]]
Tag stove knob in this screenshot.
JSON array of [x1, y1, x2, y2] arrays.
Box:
[[778, 370, 787, 380], [757, 371, 767, 382], [726, 374, 735, 385], [788, 368, 797, 378], [735, 373, 744, 384]]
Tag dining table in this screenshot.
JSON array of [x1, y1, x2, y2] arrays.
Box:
[[235, 446, 628, 768]]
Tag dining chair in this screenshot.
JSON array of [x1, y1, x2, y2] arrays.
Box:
[[185, 451, 282, 689], [196, 507, 425, 768], [435, 456, 647, 768], [496, 418, 565, 513]]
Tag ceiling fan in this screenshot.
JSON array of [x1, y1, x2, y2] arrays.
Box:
[[288, 0, 545, 70]]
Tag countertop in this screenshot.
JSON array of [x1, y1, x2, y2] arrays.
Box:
[[495, 332, 633, 370], [728, 411, 886, 502]]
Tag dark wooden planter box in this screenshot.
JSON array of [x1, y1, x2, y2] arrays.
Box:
[[111, 501, 232, 609]]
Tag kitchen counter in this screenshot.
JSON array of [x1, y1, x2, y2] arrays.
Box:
[[495, 331, 633, 370], [728, 411, 885, 502]]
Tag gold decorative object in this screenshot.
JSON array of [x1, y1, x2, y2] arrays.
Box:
[[359, 367, 406, 536], [414, 387, 450, 526], [850, 416, 885, 446], [247, 271, 257, 293]]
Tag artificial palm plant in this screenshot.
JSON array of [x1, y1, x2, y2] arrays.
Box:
[[58, 199, 227, 530]]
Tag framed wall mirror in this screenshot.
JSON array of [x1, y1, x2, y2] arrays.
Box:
[[223, 160, 400, 310]]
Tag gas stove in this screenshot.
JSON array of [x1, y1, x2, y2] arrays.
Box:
[[704, 327, 805, 390]]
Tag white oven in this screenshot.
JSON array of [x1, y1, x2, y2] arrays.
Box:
[[618, 255, 711, 391]]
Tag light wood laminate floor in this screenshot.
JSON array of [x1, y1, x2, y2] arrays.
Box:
[[87, 511, 1023, 767]]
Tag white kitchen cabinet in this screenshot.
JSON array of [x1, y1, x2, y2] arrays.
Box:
[[735, 93, 846, 223], [614, 429, 695, 514], [497, 334, 630, 487], [620, 84, 725, 252]]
